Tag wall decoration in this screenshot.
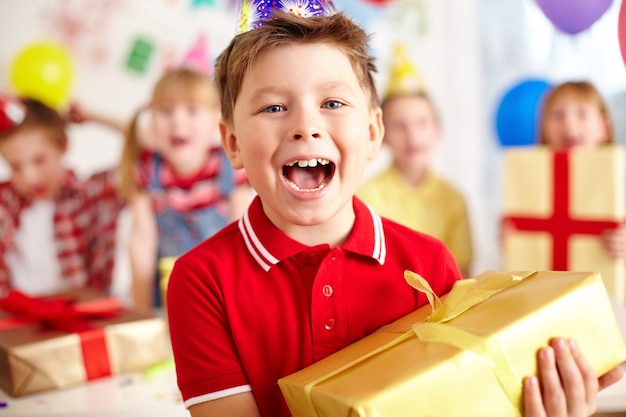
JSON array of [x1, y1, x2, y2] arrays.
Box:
[[388, 0, 429, 36], [125, 36, 156, 74], [191, 0, 217, 8], [43, 0, 121, 63]]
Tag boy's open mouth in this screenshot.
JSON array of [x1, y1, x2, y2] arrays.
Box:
[[282, 158, 335, 192]]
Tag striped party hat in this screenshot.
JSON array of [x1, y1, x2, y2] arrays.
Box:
[[237, 0, 336, 34]]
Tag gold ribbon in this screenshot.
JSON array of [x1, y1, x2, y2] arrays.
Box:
[[407, 270, 536, 416], [303, 270, 535, 417]]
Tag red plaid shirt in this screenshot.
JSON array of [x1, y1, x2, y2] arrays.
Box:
[[0, 170, 123, 296]]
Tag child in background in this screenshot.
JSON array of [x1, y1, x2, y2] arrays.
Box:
[[166, 7, 621, 417], [124, 68, 250, 312], [539, 80, 626, 261], [357, 90, 474, 277], [0, 97, 123, 296]]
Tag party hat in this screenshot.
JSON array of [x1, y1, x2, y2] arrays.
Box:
[[181, 34, 213, 76], [0, 93, 25, 134], [238, 0, 336, 34], [385, 42, 426, 97]]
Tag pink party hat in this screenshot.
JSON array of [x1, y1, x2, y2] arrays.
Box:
[[181, 34, 213, 76], [238, 0, 336, 34], [0, 93, 25, 134]]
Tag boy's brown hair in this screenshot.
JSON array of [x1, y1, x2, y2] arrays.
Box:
[[152, 67, 217, 109], [0, 99, 67, 148], [214, 11, 380, 123], [540, 80, 614, 145], [380, 91, 440, 126]]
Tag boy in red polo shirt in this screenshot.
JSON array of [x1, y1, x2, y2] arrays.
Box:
[[167, 6, 624, 417]]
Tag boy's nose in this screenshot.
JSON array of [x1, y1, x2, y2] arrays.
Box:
[[294, 132, 321, 140], [290, 110, 322, 140], [21, 165, 41, 184]]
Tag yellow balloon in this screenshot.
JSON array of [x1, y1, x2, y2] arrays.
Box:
[[9, 41, 75, 110]]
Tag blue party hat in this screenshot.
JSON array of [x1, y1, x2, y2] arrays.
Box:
[[238, 0, 336, 34]]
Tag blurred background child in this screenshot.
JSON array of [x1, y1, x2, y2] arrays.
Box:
[[540, 80, 612, 150], [358, 83, 473, 277], [539, 80, 626, 261], [0, 97, 124, 296], [122, 68, 251, 312]]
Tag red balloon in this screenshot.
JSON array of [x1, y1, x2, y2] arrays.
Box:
[[619, 0, 626, 67], [362, 0, 394, 5]]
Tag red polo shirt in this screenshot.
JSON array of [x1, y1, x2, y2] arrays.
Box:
[[168, 196, 461, 417]]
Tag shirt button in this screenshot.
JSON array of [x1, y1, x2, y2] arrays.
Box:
[[330, 254, 337, 261], [306, 252, 319, 264], [324, 318, 336, 330], [322, 285, 333, 297]]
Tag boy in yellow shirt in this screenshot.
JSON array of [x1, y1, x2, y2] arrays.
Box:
[[358, 53, 473, 276]]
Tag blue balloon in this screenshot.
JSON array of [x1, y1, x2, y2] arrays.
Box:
[[495, 79, 552, 147]]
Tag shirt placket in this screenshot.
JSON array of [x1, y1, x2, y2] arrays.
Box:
[[308, 248, 345, 362]]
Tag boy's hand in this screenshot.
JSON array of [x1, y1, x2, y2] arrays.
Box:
[[602, 223, 626, 260], [65, 102, 89, 124], [523, 338, 624, 417]]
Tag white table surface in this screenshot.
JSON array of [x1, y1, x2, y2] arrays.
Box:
[[0, 359, 188, 417], [1, 299, 625, 416]]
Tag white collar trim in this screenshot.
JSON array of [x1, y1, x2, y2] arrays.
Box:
[[239, 202, 386, 270]]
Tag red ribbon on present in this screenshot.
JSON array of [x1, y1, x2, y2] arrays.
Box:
[[0, 290, 124, 380], [504, 151, 620, 270]]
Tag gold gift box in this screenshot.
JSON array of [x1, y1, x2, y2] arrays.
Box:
[[502, 146, 626, 303], [278, 270, 626, 417], [0, 291, 169, 397]]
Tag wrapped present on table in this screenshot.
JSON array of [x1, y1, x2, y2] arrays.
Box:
[[502, 146, 626, 303], [0, 290, 169, 397], [278, 270, 626, 417]]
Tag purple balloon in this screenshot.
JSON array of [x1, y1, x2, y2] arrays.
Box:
[[536, 0, 613, 35]]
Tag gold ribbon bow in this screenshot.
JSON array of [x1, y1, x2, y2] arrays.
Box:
[[303, 270, 535, 417], [406, 270, 535, 416]]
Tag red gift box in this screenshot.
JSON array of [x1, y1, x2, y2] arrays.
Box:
[[502, 146, 626, 303], [0, 290, 169, 397]]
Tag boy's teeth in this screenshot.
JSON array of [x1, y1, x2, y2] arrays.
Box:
[[288, 158, 330, 167]]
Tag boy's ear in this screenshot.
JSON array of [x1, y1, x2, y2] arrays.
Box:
[[367, 106, 384, 160], [220, 119, 244, 169]]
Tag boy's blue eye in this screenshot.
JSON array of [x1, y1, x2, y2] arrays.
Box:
[[264, 105, 284, 113], [323, 100, 343, 110]]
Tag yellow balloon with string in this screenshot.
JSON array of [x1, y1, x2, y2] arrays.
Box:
[[9, 41, 75, 110]]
